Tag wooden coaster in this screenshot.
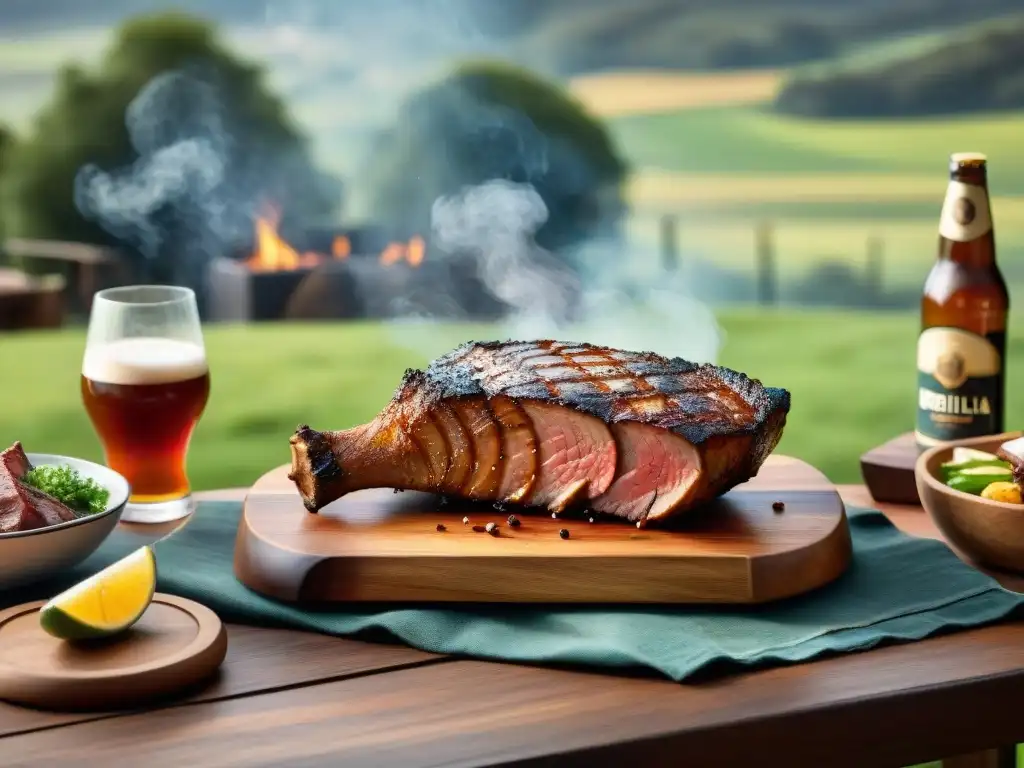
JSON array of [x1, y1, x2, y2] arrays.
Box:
[[0, 594, 227, 712], [860, 433, 921, 505]]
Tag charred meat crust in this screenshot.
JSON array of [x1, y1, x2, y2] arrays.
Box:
[[423, 340, 791, 444], [289, 424, 342, 513]]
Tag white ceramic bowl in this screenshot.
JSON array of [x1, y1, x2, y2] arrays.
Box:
[[0, 453, 130, 589]]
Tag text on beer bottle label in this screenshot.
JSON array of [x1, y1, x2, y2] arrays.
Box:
[[916, 326, 1005, 444], [938, 180, 993, 242]]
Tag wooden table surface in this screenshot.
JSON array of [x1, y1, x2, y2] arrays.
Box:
[[3, 484, 1024, 768]]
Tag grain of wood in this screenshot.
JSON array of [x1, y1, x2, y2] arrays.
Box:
[[7, 632, 1024, 768], [0, 622, 444, 739]]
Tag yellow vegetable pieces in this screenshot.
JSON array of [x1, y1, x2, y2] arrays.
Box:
[[980, 481, 1023, 504]]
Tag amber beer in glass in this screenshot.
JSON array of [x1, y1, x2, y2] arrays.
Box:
[[916, 153, 1009, 450], [81, 286, 210, 523]]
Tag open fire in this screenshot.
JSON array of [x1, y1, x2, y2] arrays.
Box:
[[243, 207, 426, 272], [205, 204, 510, 324]]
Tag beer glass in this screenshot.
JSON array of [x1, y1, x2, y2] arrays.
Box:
[[81, 286, 210, 523]]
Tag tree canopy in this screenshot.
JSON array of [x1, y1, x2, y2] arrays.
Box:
[[362, 59, 629, 256], [6, 12, 337, 286]]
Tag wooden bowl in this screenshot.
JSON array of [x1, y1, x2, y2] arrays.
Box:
[[0, 453, 130, 589], [916, 431, 1024, 573]]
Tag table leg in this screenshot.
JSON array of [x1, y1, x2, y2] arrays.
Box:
[[942, 746, 1017, 768]]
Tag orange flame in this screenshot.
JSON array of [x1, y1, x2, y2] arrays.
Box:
[[332, 236, 351, 260], [407, 235, 425, 267], [378, 236, 426, 268], [244, 207, 424, 271]]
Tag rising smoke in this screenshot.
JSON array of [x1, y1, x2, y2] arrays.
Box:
[[72, 4, 722, 364], [427, 178, 722, 363], [73, 66, 337, 307]]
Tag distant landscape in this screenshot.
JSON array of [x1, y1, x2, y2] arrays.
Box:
[[1, 0, 1022, 301]]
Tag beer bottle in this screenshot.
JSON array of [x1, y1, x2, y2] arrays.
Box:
[[916, 152, 1009, 449]]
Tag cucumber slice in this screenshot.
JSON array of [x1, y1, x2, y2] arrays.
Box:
[[951, 447, 1001, 465], [940, 458, 1011, 481], [958, 465, 1012, 477], [947, 467, 1014, 495]]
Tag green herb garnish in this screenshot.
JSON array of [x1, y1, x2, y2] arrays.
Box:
[[22, 465, 110, 516]]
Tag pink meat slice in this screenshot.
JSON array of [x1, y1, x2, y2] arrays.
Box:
[[1, 442, 32, 478], [0, 442, 77, 533], [592, 421, 702, 524], [521, 399, 617, 512]]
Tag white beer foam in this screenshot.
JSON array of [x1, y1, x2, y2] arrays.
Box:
[[83, 337, 208, 386]]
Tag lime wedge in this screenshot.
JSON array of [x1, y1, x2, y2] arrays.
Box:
[[40, 546, 157, 641]]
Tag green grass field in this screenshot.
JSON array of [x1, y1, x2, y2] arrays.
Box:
[[3, 309, 1024, 492]]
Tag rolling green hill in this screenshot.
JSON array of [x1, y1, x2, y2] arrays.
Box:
[[776, 14, 1024, 117]]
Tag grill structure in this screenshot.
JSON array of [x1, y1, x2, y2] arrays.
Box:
[[206, 258, 317, 323], [205, 253, 509, 323]]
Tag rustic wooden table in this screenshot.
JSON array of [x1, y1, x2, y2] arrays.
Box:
[[2, 484, 1023, 768]]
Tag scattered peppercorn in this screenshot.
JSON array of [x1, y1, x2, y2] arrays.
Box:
[[507, 514, 520, 527], [485, 522, 497, 533], [588, 517, 595, 524], [462, 516, 470, 525], [772, 500, 785, 512], [436, 523, 446, 532], [551, 512, 558, 519], [559, 528, 570, 540]]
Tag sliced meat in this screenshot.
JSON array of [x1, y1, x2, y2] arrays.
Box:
[[432, 401, 473, 492], [1, 441, 32, 478], [288, 340, 791, 525], [0, 442, 77, 533], [489, 395, 537, 503], [521, 400, 617, 512], [591, 422, 701, 524], [404, 390, 450, 490], [451, 397, 502, 499]]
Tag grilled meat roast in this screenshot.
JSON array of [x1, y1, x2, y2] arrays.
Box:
[[289, 340, 791, 527], [0, 442, 77, 533]]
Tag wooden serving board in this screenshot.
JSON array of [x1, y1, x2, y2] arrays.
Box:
[[233, 455, 853, 605], [860, 433, 921, 505]]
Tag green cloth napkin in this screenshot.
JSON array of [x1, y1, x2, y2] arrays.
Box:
[[4, 502, 1023, 682]]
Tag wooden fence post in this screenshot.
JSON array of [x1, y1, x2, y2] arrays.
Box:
[[755, 221, 777, 306], [660, 214, 679, 274]]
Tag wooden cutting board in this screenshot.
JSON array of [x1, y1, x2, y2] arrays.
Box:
[[234, 455, 853, 605], [860, 433, 921, 505]]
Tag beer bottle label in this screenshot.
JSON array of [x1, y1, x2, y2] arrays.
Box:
[[939, 180, 992, 242], [916, 326, 1005, 447]]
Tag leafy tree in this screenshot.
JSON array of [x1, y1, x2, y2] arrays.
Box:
[[6, 13, 337, 287], [361, 59, 628, 257]]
